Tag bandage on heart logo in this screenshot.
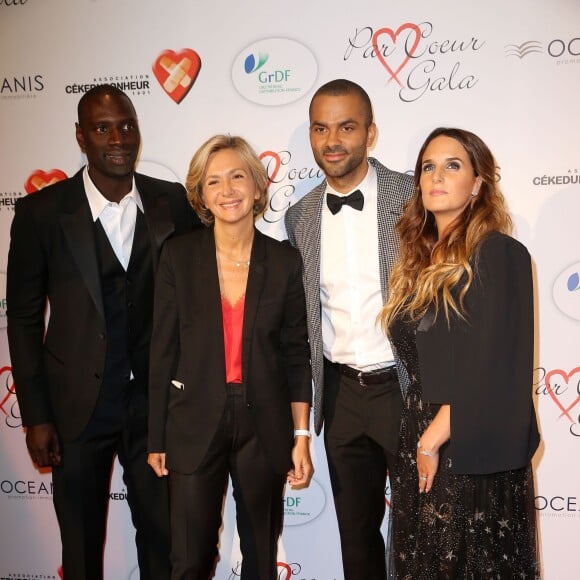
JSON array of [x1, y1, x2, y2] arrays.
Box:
[[24, 169, 68, 194], [372, 23, 422, 86], [153, 49, 201, 103], [545, 367, 580, 422]]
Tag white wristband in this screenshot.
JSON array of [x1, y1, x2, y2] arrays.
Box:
[[294, 429, 311, 438]]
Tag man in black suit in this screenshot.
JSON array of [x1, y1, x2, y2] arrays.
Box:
[[7, 84, 200, 580], [285, 79, 414, 580]]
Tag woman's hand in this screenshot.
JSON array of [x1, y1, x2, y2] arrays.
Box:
[[416, 444, 439, 494], [416, 404, 450, 493], [147, 452, 169, 477], [287, 436, 314, 489]]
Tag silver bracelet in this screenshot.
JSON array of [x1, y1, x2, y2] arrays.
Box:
[[417, 441, 436, 457]]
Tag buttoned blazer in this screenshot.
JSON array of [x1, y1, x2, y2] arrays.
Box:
[[416, 231, 540, 474], [148, 227, 312, 475], [285, 157, 414, 434], [7, 168, 198, 441]]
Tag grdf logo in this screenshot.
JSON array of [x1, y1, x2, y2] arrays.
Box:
[[244, 53, 269, 74]]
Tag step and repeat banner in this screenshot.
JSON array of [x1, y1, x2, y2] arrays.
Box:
[[1, 0, 579, 578]]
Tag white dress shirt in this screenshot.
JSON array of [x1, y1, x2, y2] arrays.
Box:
[[320, 163, 395, 371], [82, 166, 143, 270]]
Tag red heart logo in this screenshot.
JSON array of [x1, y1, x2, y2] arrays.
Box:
[[24, 169, 68, 194], [259, 150, 281, 186], [152, 49, 201, 103], [0, 366, 15, 418], [545, 367, 580, 422], [372, 23, 422, 86]]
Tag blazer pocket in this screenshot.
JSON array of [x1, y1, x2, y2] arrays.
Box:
[[43, 346, 65, 366], [171, 379, 185, 390]]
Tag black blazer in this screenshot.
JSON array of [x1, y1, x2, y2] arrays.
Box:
[[416, 231, 540, 474], [7, 168, 198, 441], [148, 227, 312, 476]]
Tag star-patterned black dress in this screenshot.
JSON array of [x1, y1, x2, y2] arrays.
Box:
[[386, 314, 539, 579]]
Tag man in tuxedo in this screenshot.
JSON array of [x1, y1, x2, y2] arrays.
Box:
[[285, 79, 414, 580], [7, 84, 200, 580]]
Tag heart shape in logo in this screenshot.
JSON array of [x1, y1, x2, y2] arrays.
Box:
[[545, 367, 580, 422], [24, 169, 68, 194], [0, 366, 15, 418], [372, 23, 422, 86], [259, 150, 281, 186], [153, 49, 201, 103]]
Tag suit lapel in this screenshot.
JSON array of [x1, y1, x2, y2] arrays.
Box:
[[372, 157, 406, 304], [137, 174, 175, 273], [198, 228, 227, 381], [59, 171, 105, 319], [241, 228, 266, 383], [297, 183, 325, 294], [290, 183, 325, 422]]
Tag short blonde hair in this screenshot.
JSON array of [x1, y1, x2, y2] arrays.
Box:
[[185, 135, 269, 226]]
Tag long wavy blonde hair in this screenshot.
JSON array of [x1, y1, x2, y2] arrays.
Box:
[[380, 127, 512, 333]]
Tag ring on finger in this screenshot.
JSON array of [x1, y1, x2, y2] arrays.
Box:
[[419, 475, 428, 480]]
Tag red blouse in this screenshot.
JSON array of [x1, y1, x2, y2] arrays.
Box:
[[221, 294, 245, 383]]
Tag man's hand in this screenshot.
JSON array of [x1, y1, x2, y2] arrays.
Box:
[[147, 452, 169, 477], [26, 423, 61, 467]]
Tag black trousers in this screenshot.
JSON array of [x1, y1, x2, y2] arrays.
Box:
[[52, 382, 170, 580], [169, 385, 286, 580], [323, 360, 403, 580]]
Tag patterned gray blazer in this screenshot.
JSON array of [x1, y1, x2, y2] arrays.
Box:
[[285, 157, 414, 434]]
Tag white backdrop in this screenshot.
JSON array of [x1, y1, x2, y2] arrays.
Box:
[[1, 1, 579, 578]]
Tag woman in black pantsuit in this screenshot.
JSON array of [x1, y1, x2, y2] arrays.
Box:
[[148, 135, 313, 580]]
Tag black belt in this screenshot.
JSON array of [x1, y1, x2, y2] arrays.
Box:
[[324, 358, 397, 387]]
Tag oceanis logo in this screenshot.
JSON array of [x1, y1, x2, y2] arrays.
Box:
[[535, 494, 580, 519], [1, 74, 45, 100], [505, 36, 580, 65], [25, 169, 68, 193], [344, 21, 484, 103], [152, 49, 201, 103], [504, 41, 543, 59], [0, 477, 53, 497]]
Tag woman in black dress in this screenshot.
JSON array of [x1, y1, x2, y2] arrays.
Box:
[[380, 127, 540, 578]]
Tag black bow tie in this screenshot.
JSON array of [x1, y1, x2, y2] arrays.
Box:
[[326, 190, 364, 215]]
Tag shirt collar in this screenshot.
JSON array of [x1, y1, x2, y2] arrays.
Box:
[[82, 166, 143, 222]]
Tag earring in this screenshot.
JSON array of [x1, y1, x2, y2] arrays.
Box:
[[471, 177, 482, 197]]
